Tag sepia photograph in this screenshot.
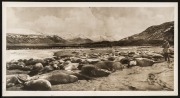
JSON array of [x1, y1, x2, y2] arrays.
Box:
[[2, 2, 178, 96]]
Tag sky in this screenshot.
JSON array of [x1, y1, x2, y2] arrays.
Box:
[[6, 7, 174, 41]]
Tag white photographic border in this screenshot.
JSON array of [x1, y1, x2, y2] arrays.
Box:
[[2, 2, 178, 96]]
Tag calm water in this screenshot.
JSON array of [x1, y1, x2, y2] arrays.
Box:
[[6, 46, 163, 62]]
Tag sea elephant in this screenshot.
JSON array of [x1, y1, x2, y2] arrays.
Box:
[[55, 70, 93, 80], [120, 58, 130, 64], [45, 73, 78, 85], [29, 72, 78, 85], [95, 61, 124, 72], [28, 63, 44, 76], [64, 63, 79, 71], [111, 62, 125, 71], [39, 65, 54, 74], [86, 59, 100, 64], [135, 58, 155, 67], [94, 61, 113, 71], [22, 79, 52, 91], [6, 62, 24, 70], [81, 65, 111, 77], [6, 75, 22, 88]]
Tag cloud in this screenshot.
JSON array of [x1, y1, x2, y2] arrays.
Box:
[[6, 7, 174, 41]]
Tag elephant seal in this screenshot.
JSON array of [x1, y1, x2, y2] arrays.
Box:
[[6, 75, 22, 88], [107, 56, 116, 61], [64, 63, 79, 71], [28, 63, 44, 76], [19, 78, 52, 91], [81, 65, 111, 77], [120, 58, 130, 64], [95, 61, 124, 72], [6, 61, 24, 70], [94, 61, 113, 71], [111, 62, 125, 71], [135, 58, 155, 67], [20, 66, 33, 71], [39, 65, 54, 74], [128, 52, 136, 57], [129, 58, 163, 67], [86, 59, 100, 64], [70, 57, 82, 63], [51, 70, 93, 80], [49, 60, 59, 69], [28, 72, 78, 85], [25, 58, 46, 66], [46, 73, 78, 84]]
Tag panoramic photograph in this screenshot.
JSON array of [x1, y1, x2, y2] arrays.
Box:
[[2, 2, 178, 96]]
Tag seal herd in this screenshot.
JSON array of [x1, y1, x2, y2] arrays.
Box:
[[6, 48, 174, 90]]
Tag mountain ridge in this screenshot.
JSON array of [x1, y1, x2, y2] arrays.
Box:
[[6, 21, 174, 49], [121, 21, 174, 41], [6, 33, 94, 45], [67, 37, 93, 44]]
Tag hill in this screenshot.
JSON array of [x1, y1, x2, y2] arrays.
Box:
[[68, 37, 93, 44], [6, 21, 174, 49], [121, 21, 174, 42], [6, 33, 66, 44], [81, 21, 174, 47]]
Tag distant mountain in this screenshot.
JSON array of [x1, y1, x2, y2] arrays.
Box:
[[6, 33, 94, 45], [6, 33, 66, 44], [81, 21, 175, 47], [121, 21, 174, 41], [6, 21, 174, 49], [67, 37, 94, 44]]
